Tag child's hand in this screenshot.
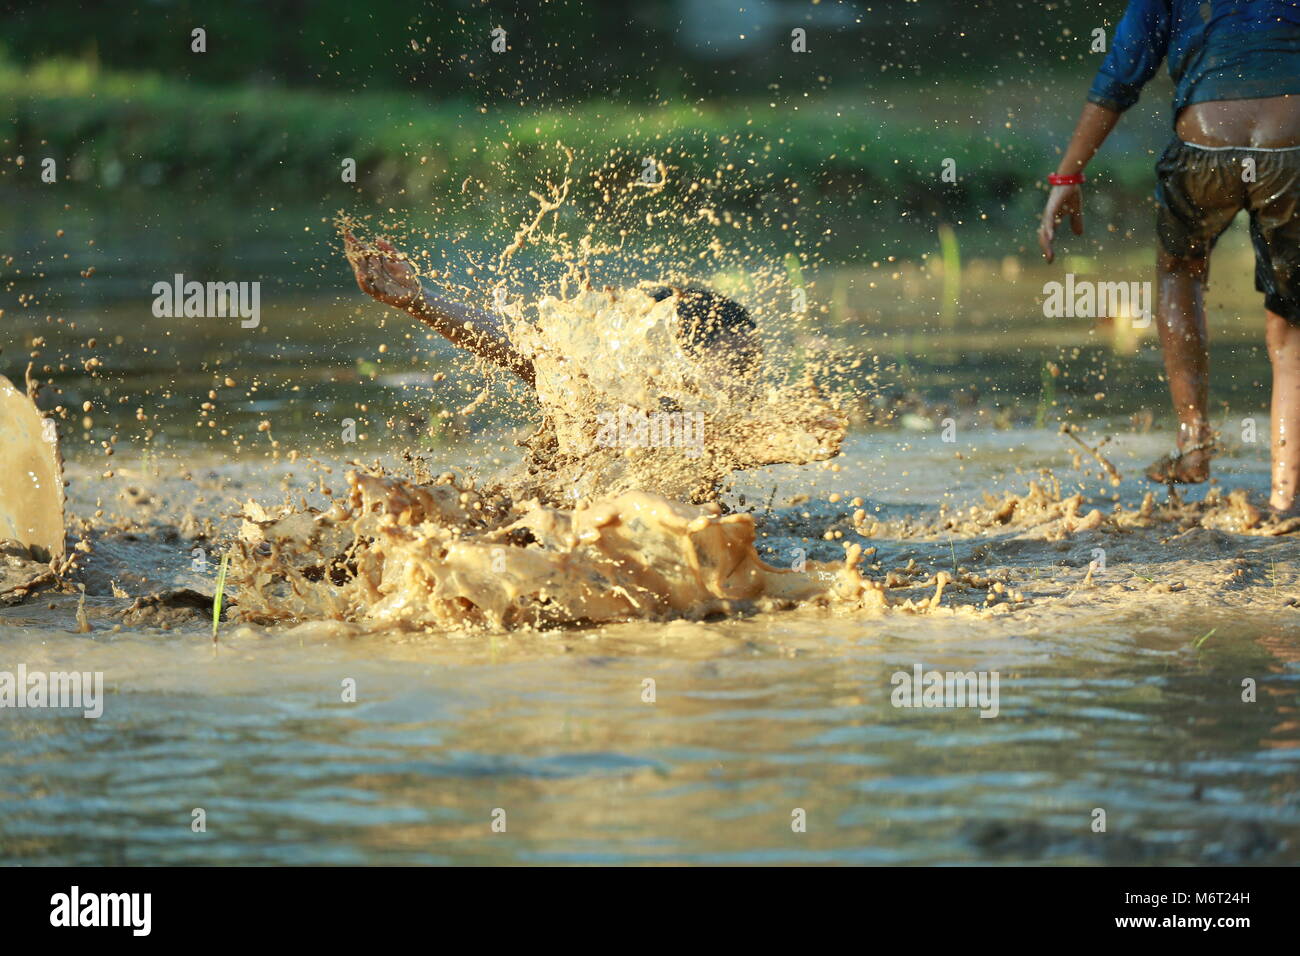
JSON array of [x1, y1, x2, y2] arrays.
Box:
[[343, 230, 422, 309], [1038, 184, 1084, 264]]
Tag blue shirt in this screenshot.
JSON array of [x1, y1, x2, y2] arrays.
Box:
[[1088, 0, 1300, 120]]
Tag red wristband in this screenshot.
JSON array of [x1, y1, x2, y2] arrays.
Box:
[[1049, 173, 1086, 186]]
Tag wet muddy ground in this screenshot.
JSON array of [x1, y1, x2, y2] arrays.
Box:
[[1, 192, 1297, 864], [2, 421, 1296, 864]]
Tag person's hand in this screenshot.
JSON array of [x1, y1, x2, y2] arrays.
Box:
[[343, 230, 422, 309], [1037, 184, 1084, 264]]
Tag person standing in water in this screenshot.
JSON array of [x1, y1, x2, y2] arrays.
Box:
[[1039, 0, 1300, 520]]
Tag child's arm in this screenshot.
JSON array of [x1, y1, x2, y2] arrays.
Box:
[[1038, 102, 1121, 263], [1040, 0, 1170, 262], [343, 231, 536, 386]]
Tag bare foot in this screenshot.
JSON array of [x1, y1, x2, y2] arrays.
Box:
[[343, 230, 422, 310], [1145, 445, 1213, 483], [1146, 426, 1217, 484], [1262, 503, 1300, 535]]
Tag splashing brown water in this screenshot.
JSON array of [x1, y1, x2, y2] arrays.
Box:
[[226, 445, 1300, 633], [506, 284, 846, 502], [216, 149, 1300, 634], [227, 150, 881, 631], [0, 373, 72, 603], [230, 274, 857, 631], [0, 373, 65, 561], [232, 470, 877, 631]]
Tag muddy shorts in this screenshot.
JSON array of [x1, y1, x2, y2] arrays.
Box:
[[1155, 139, 1300, 325]]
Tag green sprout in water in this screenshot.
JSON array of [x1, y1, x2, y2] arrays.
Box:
[[783, 252, 805, 290], [1193, 627, 1217, 650], [938, 223, 961, 327], [212, 552, 230, 642], [1036, 361, 1057, 429]]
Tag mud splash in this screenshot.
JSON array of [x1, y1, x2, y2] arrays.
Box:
[[226, 261, 857, 629], [506, 284, 845, 503], [0, 373, 73, 603], [246, 154, 860, 631], [232, 469, 889, 630], [226, 153, 1298, 634], [0, 372, 65, 560], [224, 450, 1300, 633]]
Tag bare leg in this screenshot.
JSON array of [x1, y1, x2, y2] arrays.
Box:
[[1148, 251, 1215, 482], [1267, 309, 1300, 513]]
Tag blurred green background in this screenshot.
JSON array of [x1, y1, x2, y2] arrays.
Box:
[[0, 0, 1171, 229]]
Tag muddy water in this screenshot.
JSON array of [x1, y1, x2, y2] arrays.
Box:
[[1, 428, 1296, 864], [2, 192, 1299, 864], [2, 601, 1296, 865]]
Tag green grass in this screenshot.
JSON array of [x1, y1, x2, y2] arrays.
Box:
[[0, 55, 1156, 211], [1035, 361, 1058, 429], [212, 552, 230, 642], [938, 223, 961, 326]]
